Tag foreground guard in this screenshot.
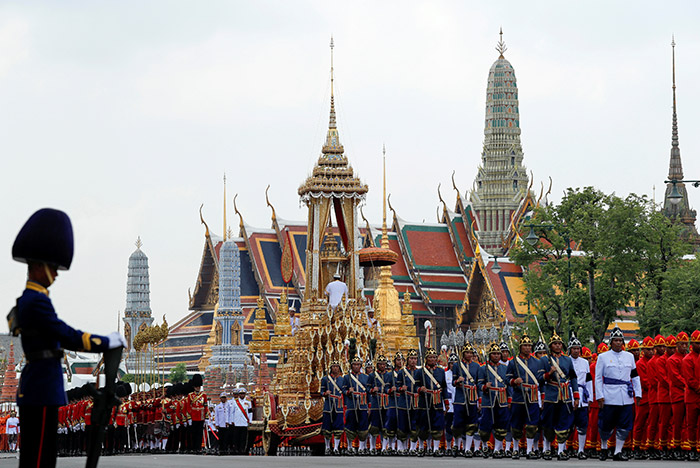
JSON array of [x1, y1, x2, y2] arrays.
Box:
[[417, 348, 448, 456], [321, 361, 344, 454], [343, 356, 370, 454], [477, 343, 511, 458], [506, 332, 543, 459], [10, 208, 125, 468], [367, 355, 391, 454], [540, 332, 579, 460], [595, 326, 642, 460], [452, 343, 480, 457]]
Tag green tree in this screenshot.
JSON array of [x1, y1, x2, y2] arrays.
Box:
[[511, 187, 686, 347], [169, 362, 187, 384], [638, 256, 700, 335], [121, 373, 135, 383]]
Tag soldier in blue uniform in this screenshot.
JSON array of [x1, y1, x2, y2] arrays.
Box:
[[343, 356, 370, 455], [506, 332, 544, 459], [540, 332, 579, 460], [477, 342, 511, 458], [417, 348, 448, 456], [398, 349, 421, 455], [10, 208, 125, 468], [452, 342, 480, 457], [367, 355, 391, 454], [321, 360, 345, 455], [386, 352, 407, 453]]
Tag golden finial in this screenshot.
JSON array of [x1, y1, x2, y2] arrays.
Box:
[[265, 185, 277, 221], [223, 173, 227, 241], [330, 35, 335, 97], [382, 144, 387, 235], [199, 204, 210, 238], [135, 236, 143, 249], [359, 205, 375, 247], [451, 170, 460, 196], [387, 193, 396, 217], [437, 183, 447, 211], [496, 27, 507, 58], [233, 193, 244, 229]]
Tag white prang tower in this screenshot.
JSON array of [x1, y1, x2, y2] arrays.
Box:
[[470, 30, 530, 254], [123, 237, 154, 370]]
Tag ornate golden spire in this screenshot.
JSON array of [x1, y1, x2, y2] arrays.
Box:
[[323, 36, 342, 153], [496, 27, 507, 59], [381, 144, 389, 249], [223, 173, 227, 241], [330, 35, 335, 124], [135, 236, 142, 250]]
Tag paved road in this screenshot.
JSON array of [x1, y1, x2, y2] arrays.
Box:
[[0, 454, 693, 468]]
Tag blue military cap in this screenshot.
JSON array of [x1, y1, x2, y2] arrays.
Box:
[[12, 208, 74, 270]]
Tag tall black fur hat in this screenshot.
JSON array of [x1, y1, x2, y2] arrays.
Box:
[[13, 208, 74, 270]]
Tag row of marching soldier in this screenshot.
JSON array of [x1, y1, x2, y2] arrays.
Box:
[[54, 376, 253, 457], [320, 326, 700, 461]]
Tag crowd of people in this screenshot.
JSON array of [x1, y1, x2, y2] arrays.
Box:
[[321, 327, 700, 461]]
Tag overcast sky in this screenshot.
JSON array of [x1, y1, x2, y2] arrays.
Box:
[[2, 1, 699, 337]]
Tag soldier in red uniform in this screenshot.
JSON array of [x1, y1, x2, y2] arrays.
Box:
[[176, 391, 190, 453], [585, 342, 607, 456], [57, 403, 68, 456], [668, 332, 689, 459], [187, 375, 206, 454], [115, 396, 128, 453], [632, 337, 653, 459], [655, 335, 674, 458], [621, 339, 641, 454], [645, 335, 665, 459], [682, 330, 700, 461]]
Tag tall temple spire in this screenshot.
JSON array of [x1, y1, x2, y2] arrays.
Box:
[[662, 37, 699, 246], [668, 36, 683, 181], [299, 37, 367, 298], [223, 173, 228, 241], [470, 31, 529, 254], [323, 36, 342, 153]]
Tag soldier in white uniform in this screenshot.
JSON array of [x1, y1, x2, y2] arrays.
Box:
[[214, 392, 230, 455], [444, 353, 457, 455], [324, 273, 349, 310], [569, 334, 593, 459], [595, 326, 642, 461], [289, 308, 300, 336], [6, 411, 19, 452], [230, 387, 252, 455]]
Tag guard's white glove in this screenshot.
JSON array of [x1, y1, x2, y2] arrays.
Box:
[[107, 332, 127, 349]]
